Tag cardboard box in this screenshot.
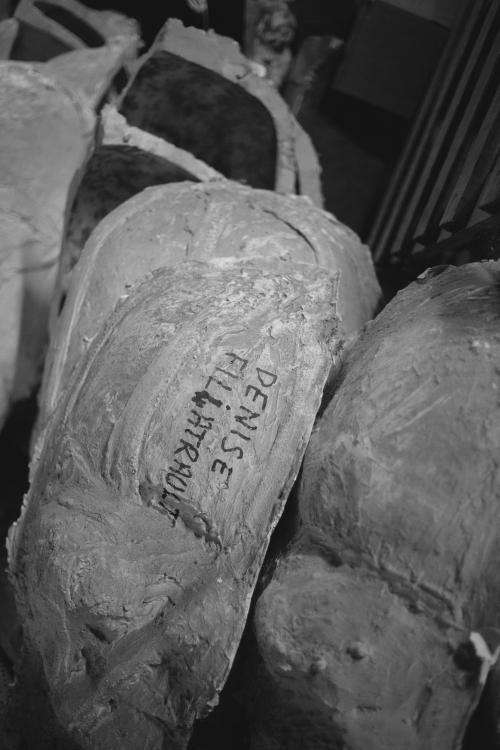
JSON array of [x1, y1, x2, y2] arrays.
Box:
[[332, 1, 448, 118], [381, 0, 462, 28]]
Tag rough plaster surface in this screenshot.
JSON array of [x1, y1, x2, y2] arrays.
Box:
[[40, 35, 140, 109], [0, 18, 18, 59], [57, 107, 222, 318], [14, 0, 140, 59], [10, 257, 340, 749], [38, 181, 380, 436], [253, 261, 500, 749], [0, 62, 94, 428]]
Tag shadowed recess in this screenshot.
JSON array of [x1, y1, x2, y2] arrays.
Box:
[[64, 143, 199, 277]]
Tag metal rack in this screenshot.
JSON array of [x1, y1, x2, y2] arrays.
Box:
[[369, 0, 500, 267]]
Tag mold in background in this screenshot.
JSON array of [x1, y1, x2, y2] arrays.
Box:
[[120, 51, 278, 190], [118, 19, 323, 204]]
